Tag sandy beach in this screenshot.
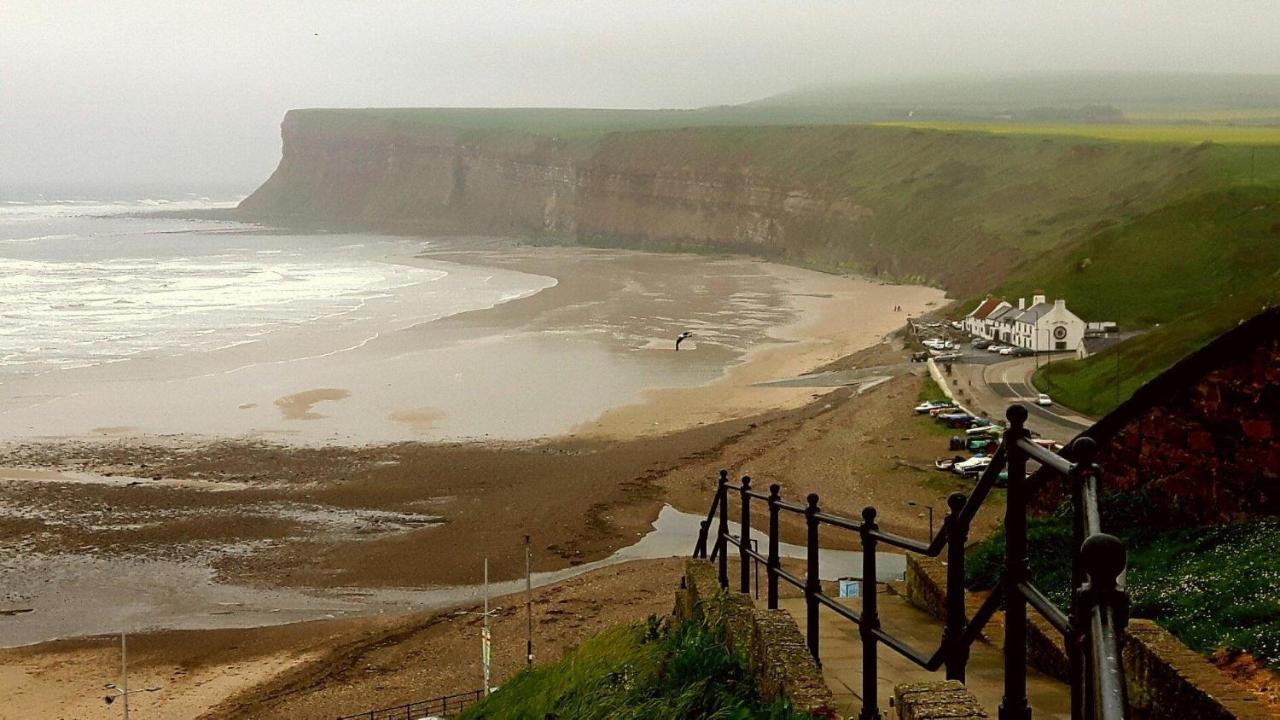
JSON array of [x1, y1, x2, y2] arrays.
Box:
[[0, 240, 959, 718]]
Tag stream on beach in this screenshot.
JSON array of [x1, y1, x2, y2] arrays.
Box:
[[0, 505, 906, 647]]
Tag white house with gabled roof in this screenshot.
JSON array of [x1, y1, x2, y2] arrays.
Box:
[[963, 292, 1086, 351]]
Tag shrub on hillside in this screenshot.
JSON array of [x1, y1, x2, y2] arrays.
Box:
[[459, 607, 818, 720]]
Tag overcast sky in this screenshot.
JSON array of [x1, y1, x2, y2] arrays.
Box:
[[3, 0, 1278, 191]]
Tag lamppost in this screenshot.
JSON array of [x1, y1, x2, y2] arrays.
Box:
[[453, 559, 501, 696], [103, 631, 160, 719], [906, 500, 934, 539]]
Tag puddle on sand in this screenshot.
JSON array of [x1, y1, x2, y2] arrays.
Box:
[[0, 505, 904, 647]]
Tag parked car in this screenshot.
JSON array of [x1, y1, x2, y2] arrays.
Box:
[[998, 346, 1015, 355], [934, 352, 962, 362], [910, 351, 930, 363], [1011, 347, 1035, 357], [972, 339, 991, 349], [1036, 393, 1053, 406], [914, 400, 954, 414], [987, 344, 1008, 353]]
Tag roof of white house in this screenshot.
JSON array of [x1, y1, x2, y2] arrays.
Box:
[[1013, 302, 1055, 324], [967, 296, 1006, 320], [987, 305, 1018, 322]]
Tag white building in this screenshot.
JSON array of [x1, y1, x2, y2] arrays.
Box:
[[964, 293, 1086, 351], [963, 296, 1010, 336]]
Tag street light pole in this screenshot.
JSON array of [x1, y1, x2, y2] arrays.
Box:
[[103, 631, 160, 717], [906, 501, 934, 539], [525, 535, 533, 668]]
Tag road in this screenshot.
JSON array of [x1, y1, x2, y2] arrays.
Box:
[[938, 354, 1095, 444]]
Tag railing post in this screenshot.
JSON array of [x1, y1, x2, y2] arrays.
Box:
[[1082, 533, 1130, 720], [739, 475, 752, 594], [717, 470, 730, 589], [1068, 437, 1098, 720], [805, 493, 821, 665], [860, 506, 882, 720], [944, 491, 971, 682], [1000, 404, 1032, 720], [767, 483, 781, 610]]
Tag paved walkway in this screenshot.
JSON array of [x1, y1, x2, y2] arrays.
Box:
[[941, 356, 1093, 444], [780, 588, 1071, 719]]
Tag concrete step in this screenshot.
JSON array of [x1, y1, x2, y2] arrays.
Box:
[[779, 586, 1071, 719]]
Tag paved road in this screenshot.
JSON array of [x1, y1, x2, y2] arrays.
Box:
[[939, 355, 1094, 444]]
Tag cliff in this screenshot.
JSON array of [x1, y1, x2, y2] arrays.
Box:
[[240, 109, 1236, 295]]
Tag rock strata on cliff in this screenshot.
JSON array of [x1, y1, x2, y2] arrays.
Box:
[[240, 109, 1221, 294]]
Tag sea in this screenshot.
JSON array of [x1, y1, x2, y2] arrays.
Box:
[[0, 187, 550, 381], [0, 185, 797, 443]]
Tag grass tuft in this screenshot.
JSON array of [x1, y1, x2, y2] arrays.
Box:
[[459, 607, 817, 720]]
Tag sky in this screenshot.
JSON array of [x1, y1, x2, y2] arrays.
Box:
[[3, 1, 1279, 191]]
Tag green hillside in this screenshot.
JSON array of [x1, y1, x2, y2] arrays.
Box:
[[1001, 185, 1280, 415]]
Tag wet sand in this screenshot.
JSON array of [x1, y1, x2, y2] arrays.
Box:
[[0, 243, 943, 444]]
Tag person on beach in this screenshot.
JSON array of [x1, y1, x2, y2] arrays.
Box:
[[675, 331, 693, 350]]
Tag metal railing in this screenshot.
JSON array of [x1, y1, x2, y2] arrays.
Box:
[[336, 689, 483, 720], [692, 404, 1130, 720]]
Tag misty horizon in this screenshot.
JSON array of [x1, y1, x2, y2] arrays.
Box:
[[4, 1, 1280, 188]]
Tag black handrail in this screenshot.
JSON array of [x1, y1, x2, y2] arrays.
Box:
[[691, 403, 1130, 720], [335, 689, 484, 720]]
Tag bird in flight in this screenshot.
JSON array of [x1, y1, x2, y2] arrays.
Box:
[[675, 331, 694, 351]]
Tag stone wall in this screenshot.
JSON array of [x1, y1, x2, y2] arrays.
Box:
[[893, 681, 987, 720], [676, 559, 837, 718], [1124, 620, 1273, 720], [1037, 310, 1280, 522], [904, 555, 1269, 719]]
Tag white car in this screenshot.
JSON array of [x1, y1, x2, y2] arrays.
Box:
[[987, 345, 1007, 353], [1037, 393, 1053, 406], [998, 347, 1015, 355]]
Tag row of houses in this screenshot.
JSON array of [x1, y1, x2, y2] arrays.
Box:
[[963, 293, 1087, 351]]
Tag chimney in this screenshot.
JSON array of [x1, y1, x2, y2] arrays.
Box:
[[1033, 292, 1046, 306], [1055, 298, 1066, 310], [1018, 297, 1026, 310]]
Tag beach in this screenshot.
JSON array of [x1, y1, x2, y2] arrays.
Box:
[[0, 230, 958, 718], [0, 237, 940, 445]]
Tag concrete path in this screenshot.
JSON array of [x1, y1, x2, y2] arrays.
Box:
[[780, 588, 1071, 719], [941, 356, 1093, 444]]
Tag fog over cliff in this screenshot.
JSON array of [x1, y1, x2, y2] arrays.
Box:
[[3, 0, 1279, 189]]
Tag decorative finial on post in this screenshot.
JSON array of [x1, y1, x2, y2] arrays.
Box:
[[947, 492, 967, 513], [807, 493, 820, 511], [1070, 435, 1098, 463], [862, 506, 878, 526], [741, 475, 752, 490], [768, 483, 781, 501], [1006, 403, 1029, 429], [1082, 533, 1126, 589]]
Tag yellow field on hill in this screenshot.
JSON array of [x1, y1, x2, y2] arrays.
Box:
[[879, 120, 1280, 145]]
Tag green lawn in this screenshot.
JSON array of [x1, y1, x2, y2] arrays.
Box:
[[459, 611, 817, 720], [966, 496, 1280, 669]]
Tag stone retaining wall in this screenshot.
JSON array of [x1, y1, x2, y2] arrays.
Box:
[[904, 555, 1270, 719], [676, 559, 837, 718], [894, 681, 987, 720]]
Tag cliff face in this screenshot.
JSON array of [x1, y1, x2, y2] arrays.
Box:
[[240, 110, 1221, 294]]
